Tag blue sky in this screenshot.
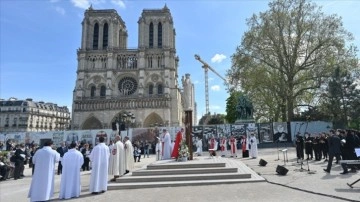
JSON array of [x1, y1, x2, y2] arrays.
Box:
[[1, 0, 359, 122]]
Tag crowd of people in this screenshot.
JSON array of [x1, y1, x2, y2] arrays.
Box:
[[25, 128, 186, 201], [295, 129, 360, 175], [205, 133, 259, 159]]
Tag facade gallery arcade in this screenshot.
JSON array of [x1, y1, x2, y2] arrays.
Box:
[[71, 5, 196, 130]]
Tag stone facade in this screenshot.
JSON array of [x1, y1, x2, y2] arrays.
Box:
[[72, 5, 194, 129], [0, 98, 70, 132]]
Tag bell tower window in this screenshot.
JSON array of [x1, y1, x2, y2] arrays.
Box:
[[149, 22, 154, 48], [93, 23, 99, 50], [103, 23, 108, 49], [149, 84, 154, 95], [91, 86, 96, 98], [100, 85, 106, 97], [157, 84, 163, 95], [157, 22, 162, 48]]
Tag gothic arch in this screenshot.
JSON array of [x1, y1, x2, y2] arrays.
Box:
[[82, 116, 103, 129], [143, 112, 163, 128]]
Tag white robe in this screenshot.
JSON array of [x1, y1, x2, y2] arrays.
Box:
[[89, 143, 110, 193], [249, 136, 258, 158], [59, 149, 84, 199], [108, 140, 125, 176], [155, 142, 162, 160], [195, 139, 203, 155], [124, 140, 134, 171], [161, 132, 171, 160], [28, 146, 60, 202]]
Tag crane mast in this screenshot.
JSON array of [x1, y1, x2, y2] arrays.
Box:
[[194, 54, 227, 115]]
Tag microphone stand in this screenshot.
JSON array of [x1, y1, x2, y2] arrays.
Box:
[[275, 140, 280, 161]]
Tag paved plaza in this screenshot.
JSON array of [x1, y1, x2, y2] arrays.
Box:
[[0, 147, 359, 202]]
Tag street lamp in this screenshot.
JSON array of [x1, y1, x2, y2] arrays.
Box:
[[118, 111, 136, 137]]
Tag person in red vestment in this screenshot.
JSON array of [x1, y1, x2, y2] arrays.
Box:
[[220, 136, 227, 157], [229, 136, 237, 157], [171, 128, 184, 159]]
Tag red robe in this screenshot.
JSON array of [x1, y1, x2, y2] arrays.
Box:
[[229, 137, 236, 154], [220, 138, 226, 151], [209, 138, 216, 149], [171, 131, 182, 158]]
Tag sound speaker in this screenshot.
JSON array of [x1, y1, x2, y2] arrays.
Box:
[[276, 165, 288, 175], [259, 159, 267, 166]]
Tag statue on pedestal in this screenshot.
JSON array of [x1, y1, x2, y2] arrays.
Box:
[[236, 95, 254, 121]]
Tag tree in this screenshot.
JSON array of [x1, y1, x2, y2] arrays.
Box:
[[225, 91, 242, 123], [227, 0, 358, 122], [198, 113, 225, 125], [321, 66, 360, 129]]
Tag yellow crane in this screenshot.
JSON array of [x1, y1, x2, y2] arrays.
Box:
[[194, 54, 227, 115]]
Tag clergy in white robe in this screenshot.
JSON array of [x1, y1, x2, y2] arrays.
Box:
[[155, 138, 162, 160], [124, 136, 134, 173], [161, 129, 172, 160], [28, 140, 60, 202], [108, 135, 125, 180], [89, 137, 110, 194], [249, 134, 258, 158], [59, 142, 84, 199], [195, 138, 203, 156]]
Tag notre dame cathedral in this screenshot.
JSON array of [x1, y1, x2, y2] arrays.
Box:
[[71, 5, 196, 130]]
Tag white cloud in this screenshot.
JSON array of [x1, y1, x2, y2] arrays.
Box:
[[211, 53, 226, 63], [55, 6, 66, 15], [111, 0, 126, 9], [71, 0, 91, 9], [211, 85, 220, 91], [209, 105, 221, 110], [193, 80, 200, 84]]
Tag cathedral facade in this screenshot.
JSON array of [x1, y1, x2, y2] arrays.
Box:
[[71, 5, 192, 130]]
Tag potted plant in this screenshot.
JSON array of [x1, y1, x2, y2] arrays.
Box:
[[178, 140, 189, 162]]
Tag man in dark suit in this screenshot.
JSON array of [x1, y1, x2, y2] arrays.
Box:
[[56, 142, 68, 175], [324, 130, 341, 173], [13, 143, 27, 180]]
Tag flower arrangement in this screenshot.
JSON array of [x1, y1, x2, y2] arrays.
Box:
[[178, 140, 189, 161]]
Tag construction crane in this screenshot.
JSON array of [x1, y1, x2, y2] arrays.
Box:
[[194, 54, 227, 115]]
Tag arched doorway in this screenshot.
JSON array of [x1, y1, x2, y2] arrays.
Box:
[[82, 116, 103, 129], [143, 112, 164, 127]]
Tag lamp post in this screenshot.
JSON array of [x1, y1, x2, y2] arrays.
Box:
[[118, 111, 136, 137]]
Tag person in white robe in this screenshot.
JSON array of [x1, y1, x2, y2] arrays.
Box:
[[28, 140, 60, 202], [124, 136, 134, 174], [220, 136, 227, 157], [155, 138, 162, 160], [108, 135, 125, 181], [161, 129, 172, 160], [59, 142, 84, 199], [229, 136, 238, 157], [89, 136, 110, 194], [249, 133, 258, 158], [195, 137, 203, 156]]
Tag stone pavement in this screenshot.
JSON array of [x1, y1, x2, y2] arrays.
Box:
[[0, 148, 359, 202]]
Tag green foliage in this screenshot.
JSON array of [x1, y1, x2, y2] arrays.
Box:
[[320, 66, 360, 129], [226, 91, 243, 123], [227, 0, 358, 122], [199, 113, 225, 125]]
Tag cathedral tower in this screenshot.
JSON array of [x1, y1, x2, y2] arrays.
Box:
[[72, 5, 184, 130]]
